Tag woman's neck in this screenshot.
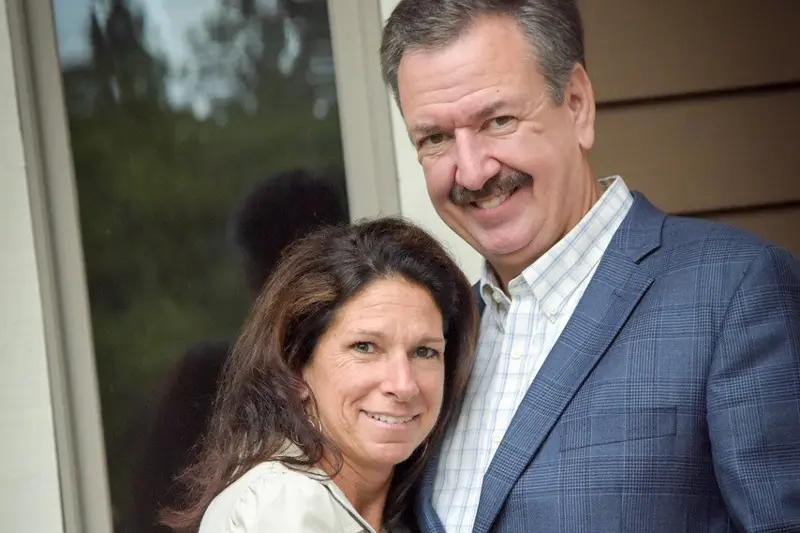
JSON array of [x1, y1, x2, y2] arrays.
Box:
[[322, 456, 393, 532]]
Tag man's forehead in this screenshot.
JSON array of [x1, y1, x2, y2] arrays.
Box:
[[397, 33, 539, 120]]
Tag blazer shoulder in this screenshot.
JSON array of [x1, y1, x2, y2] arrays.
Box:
[[199, 461, 343, 533], [661, 214, 774, 253], [651, 214, 793, 268], [635, 214, 797, 300]]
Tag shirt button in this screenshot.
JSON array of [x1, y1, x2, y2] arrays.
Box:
[[511, 351, 523, 360], [492, 430, 504, 445]]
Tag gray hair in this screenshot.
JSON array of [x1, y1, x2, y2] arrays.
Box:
[[380, 0, 585, 107]]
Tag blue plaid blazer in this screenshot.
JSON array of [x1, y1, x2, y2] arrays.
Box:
[[418, 193, 800, 533]]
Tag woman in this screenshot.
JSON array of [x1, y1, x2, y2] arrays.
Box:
[[161, 217, 477, 533]]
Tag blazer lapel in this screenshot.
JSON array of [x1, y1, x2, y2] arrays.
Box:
[[471, 192, 664, 533], [417, 447, 446, 533]]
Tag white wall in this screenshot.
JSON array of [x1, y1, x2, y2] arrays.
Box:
[[0, 0, 65, 530], [378, 0, 483, 282]]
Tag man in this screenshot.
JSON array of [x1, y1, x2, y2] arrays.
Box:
[[380, 1, 800, 532]]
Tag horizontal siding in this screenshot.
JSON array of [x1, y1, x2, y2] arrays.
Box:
[[591, 88, 800, 214], [581, 0, 800, 102]]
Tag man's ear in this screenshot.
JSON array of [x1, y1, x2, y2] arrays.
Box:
[[566, 63, 595, 152]]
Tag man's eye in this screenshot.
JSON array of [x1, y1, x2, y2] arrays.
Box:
[[490, 116, 513, 127], [353, 342, 375, 353], [422, 133, 445, 147], [414, 346, 441, 359]]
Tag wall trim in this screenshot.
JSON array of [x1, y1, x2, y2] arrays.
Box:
[[328, 0, 400, 219], [7, 1, 113, 532]]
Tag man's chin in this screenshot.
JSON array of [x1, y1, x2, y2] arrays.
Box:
[[443, 215, 534, 257], [479, 236, 545, 279], [475, 232, 534, 259]]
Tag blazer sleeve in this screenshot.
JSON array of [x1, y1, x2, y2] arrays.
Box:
[[200, 467, 344, 533], [707, 245, 800, 531]]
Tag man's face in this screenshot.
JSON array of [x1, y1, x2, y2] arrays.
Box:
[[397, 15, 598, 285]]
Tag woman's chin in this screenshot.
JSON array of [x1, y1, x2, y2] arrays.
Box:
[[357, 442, 420, 469]]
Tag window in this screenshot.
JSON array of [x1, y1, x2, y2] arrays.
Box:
[[51, 1, 349, 530]]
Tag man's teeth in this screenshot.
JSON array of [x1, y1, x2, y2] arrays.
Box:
[[475, 192, 510, 209], [367, 413, 414, 424]]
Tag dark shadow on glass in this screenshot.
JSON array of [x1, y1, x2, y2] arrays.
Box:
[[132, 169, 348, 533]]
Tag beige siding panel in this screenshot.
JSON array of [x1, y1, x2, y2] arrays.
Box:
[[592, 89, 800, 214], [581, 0, 800, 102], [705, 206, 800, 255]]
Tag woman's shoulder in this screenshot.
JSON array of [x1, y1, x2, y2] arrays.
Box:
[[198, 461, 343, 533]]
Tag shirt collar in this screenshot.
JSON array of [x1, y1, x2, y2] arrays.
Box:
[[276, 440, 378, 532], [479, 176, 632, 319]]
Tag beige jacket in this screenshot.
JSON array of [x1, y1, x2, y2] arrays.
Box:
[[198, 444, 388, 533]]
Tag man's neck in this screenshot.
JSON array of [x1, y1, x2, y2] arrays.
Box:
[[493, 177, 606, 292]]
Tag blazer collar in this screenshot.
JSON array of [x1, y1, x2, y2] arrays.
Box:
[[610, 191, 664, 263]]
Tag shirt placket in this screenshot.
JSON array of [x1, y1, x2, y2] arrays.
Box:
[[490, 296, 527, 455]]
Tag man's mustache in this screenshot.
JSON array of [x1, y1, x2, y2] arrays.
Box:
[[450, 170, 532, 206]]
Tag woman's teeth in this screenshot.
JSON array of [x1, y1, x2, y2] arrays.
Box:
[[367, 413, 414, 424]]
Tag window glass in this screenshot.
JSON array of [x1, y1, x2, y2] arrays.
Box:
[[51, 1, 348, 530]]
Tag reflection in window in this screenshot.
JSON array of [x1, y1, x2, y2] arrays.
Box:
[[52, 1, 348, 531]]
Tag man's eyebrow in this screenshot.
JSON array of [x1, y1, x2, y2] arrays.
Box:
[[409, 123, 442, 139], [408, 100, 510, 140], [470, 100, 509, 123]]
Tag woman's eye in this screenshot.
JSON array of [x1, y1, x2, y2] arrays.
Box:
[[414, 346, 441, 359], [353, 342, 375, 354]]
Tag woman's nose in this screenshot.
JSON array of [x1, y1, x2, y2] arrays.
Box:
[[381, 355, 420, 402]]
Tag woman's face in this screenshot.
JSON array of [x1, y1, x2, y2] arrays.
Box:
[[302, 277, 446, 473]]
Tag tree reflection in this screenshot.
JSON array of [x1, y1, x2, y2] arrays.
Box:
[[185, 0, 338, 117], [58, 1, 346, 530]]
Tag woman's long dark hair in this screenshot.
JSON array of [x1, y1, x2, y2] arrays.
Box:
[[160, 217, 477, 532]]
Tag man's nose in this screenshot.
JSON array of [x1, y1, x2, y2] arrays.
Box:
[[381, 355, 420, 402], [454, 131, 500, 191]]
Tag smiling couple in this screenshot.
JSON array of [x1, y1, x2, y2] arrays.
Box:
[[161, 1, 800, 532]]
